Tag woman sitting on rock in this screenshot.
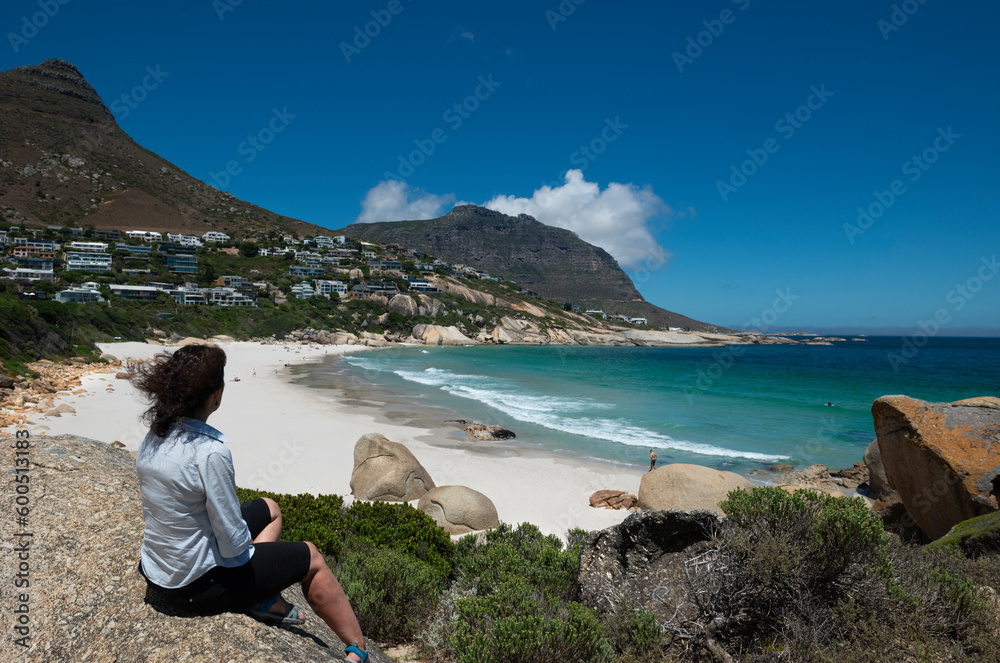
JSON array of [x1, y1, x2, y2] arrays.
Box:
[[131, 344, 367, 662]]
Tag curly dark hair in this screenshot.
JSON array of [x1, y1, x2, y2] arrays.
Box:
[[130, 344, 227, 437]]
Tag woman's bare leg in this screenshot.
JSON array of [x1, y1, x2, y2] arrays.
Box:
[[300, 542, 366, 661]]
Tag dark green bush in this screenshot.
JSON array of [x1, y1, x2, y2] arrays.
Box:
[[341, 500, 455, 579], [602, 601, 665, 663], [335, 538, 446, 644], [454, 522, 580, 601], [676, 487, 1000, 662], [235, 487, 345, 557], [448, 576, 614, 663]]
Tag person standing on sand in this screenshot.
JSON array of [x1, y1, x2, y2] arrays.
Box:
[[649, 449, 658, 472], [130, 345, 368, 662]]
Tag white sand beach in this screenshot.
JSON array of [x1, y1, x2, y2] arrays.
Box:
[[28, 340, 641, 539]]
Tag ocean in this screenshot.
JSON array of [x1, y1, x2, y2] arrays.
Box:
[[300, 336, 1000, 476]]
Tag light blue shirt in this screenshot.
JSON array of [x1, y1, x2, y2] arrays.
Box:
[[136, 418, 253, 589]]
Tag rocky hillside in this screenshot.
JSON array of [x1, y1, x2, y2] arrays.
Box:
[[0, 59, 324, 239], [339, 205, 725, 331]]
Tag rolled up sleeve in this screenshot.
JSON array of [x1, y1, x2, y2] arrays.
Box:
[[199, 449, 252, 561]]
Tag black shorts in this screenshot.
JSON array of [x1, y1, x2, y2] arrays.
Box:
[[143, 498, 312, 613]]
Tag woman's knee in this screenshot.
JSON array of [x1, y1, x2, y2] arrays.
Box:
[[262, 497, 281, 523]]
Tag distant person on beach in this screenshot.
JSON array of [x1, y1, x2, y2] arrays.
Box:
[[130, 345, 368, 662], [649, 449, 657, 472]]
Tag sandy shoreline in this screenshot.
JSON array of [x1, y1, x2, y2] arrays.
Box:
[[20, 340, 640, 539]]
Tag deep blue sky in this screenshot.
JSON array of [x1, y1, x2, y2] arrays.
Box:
[[3, 0, 998, 333]]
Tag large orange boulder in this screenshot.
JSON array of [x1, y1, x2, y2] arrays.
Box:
[[872, 395, 1000, 540]]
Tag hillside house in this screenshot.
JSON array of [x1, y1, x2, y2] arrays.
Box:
[[202, 231, 231, 243], [315, 279, 348, 298], [64, 252, 113, 272], [290, 265, 324, 278], [55, 282, 104, 304], [126, 230, 163, 242]]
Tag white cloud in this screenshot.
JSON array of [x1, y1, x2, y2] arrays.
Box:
[[483, 170, 671, 269], [449, 26, 475, 42], [355, 180, 454, 224]]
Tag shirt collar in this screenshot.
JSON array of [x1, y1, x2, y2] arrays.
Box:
[[176, 417, 229, 445]]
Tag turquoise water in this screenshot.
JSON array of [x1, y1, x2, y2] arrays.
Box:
[[320, 337, 999, 475]]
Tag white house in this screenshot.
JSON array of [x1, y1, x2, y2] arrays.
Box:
[[3, 267, 55, 281], [68, 241, 109, 253], [315, 279, 348, 298], [126, 230, 163, 242], [202, 231, 231, 243], [64, 252, 113, 272], [55, 282, 105, 303]]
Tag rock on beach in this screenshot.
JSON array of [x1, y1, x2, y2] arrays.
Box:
[[350, 433, 435, 502], [873, 395, 1000, 540], [637, 463, 754, 515]]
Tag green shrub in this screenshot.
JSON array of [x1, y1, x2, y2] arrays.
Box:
[[235, 487, 345, 557], [448, 577, 614, 663], [454, 522, 580, 601], [679, 487, 1000, 661], [341, 500, 455, 579], [601, 602, 665, 663], [419, 523, 613, 662], [335, 538, 446, 644]]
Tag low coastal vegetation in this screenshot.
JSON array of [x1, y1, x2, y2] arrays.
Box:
[[236, 485, 1000, 662]]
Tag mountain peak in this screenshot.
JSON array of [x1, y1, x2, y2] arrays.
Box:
[[446, 204, 538, 225], [2, 59, 110, 119]]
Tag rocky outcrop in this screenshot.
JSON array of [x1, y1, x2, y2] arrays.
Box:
[[350, 433, 435, 502], [873, 395, 1000, 540], [411, 324, 477, 346], [779, 464, 842, 494], [619, 329, 722, 347], [589, 489, 638, 511], [577, 509, 720, 614], [0, 434, 390, 663], [464, 424, 515, 441], [638, 464, 754, 515], [833, 462, 870, 491], [1, 360, 114, 430], [387, 294, 419, 317], [417, 485, 499, 535], [863, 439, 889, 498]]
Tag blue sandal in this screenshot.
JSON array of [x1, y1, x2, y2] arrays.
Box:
[[345, 641, 367, 662], [247, 595, 305, 626]]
